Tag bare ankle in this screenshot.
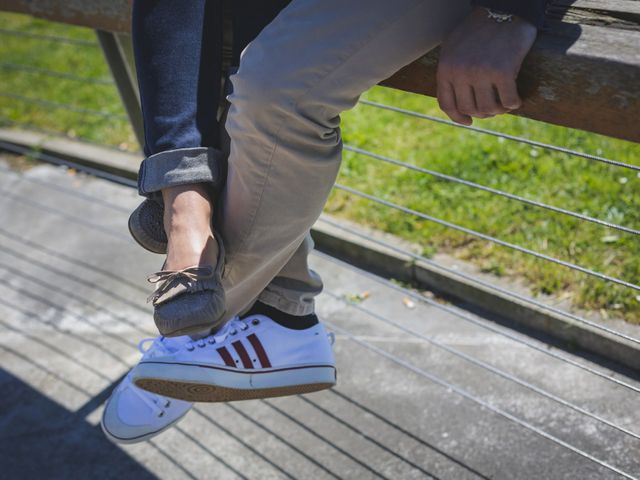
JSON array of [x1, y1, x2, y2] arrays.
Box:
[[162, 184, 213, 228], [160, 184, 218, 270], [162, 183, 211, 211]]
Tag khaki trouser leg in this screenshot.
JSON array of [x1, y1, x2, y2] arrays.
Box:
[[237, 232, 323, 317], [218, 0, 471, 319]]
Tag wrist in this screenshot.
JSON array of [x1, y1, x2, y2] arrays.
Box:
[[470, 1, 546, 29], [485, 7, 513, 23], [470, 6, 537, 35]]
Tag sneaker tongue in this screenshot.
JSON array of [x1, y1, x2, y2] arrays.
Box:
[[212, 319, 236, 338]]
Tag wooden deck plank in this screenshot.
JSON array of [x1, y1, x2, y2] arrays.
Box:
[[1, 153, 640, 478]]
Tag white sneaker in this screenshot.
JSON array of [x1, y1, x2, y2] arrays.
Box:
[[131, 315, 337, 402], [101, 336, 193, 444]]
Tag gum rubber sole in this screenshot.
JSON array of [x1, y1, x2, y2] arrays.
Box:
[[134, 378, 335, 402]]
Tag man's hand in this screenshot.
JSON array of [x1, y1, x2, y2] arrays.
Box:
[[436, 7, 537, 125]]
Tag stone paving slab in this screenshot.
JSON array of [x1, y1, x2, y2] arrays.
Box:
[[1, 156, 639, 479]]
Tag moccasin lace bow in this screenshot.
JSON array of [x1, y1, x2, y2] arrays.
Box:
[[147, 266, 214, 305]]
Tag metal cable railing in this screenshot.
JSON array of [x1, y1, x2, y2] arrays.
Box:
[[337, 98, 640, 348], [0, 61, 114, 85], [0, 27, 99, 47], [0, 117, 138, 154], [359, 99, 640, 172], [344, 144, 640, 236], [0, 92, 128, 120], [334, 183, 640, 292], [0, 141, 138, 188]]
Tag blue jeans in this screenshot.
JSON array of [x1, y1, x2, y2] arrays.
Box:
[[132, 0, 291, 198]]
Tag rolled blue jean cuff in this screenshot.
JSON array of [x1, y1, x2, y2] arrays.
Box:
[[137, 147, 224, 196]]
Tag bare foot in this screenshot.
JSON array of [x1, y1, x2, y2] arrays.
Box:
[[161, 184, 219, 271]]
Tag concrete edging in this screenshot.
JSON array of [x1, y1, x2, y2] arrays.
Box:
[[312, 219, 640, 372], [1, 128, 638, 372]]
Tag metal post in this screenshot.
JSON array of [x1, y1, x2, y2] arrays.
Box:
[[95, 30, 145, 148]]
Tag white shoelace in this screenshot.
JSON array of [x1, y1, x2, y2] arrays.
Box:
[[116, 337, 175, 417], [184, 316, 335, 351], [185, 316, 248, 351]]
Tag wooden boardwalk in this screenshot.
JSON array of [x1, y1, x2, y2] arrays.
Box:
[[1, 153, 639, 479]]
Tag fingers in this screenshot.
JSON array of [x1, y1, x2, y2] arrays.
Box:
[[453, 83, 477, 119], [437, 80, 521, 124], [437, 64, 522, 124], [494, 78, 522, 110], [474, 84, 509, 117], [437, 80, 472, 126]]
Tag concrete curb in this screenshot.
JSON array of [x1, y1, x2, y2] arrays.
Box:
[[1, 128, 638, 372], [0, 128, 141, 180], [312, 218, 640, 372]]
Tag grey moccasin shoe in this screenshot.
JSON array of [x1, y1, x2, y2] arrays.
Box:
[[128, 199, 168, 254], [147, 235, 226, 337]]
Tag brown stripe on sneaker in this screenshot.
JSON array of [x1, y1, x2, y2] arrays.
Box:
[[247, 333, 272, 368], [216, 346, 235, 367], [232, 341, 253, 369]]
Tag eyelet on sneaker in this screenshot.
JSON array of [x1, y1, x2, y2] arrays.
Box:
[[207, 337, 216, 344], [230, 329, 237, 335], [158, 411, 165, 418], [240, 324, 248, 331], [251, 318, 260, 326], [164, 400, 171, 408], [186, 344, 195, 352]]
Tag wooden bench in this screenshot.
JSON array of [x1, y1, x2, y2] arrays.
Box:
[[1, 0, 639, 142]]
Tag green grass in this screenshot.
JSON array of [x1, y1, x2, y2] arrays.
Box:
[[2, 13, 639, 322], [0, 13, 137, 150]]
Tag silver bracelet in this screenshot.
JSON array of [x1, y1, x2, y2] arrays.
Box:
[[485, 8, 514, 23]]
